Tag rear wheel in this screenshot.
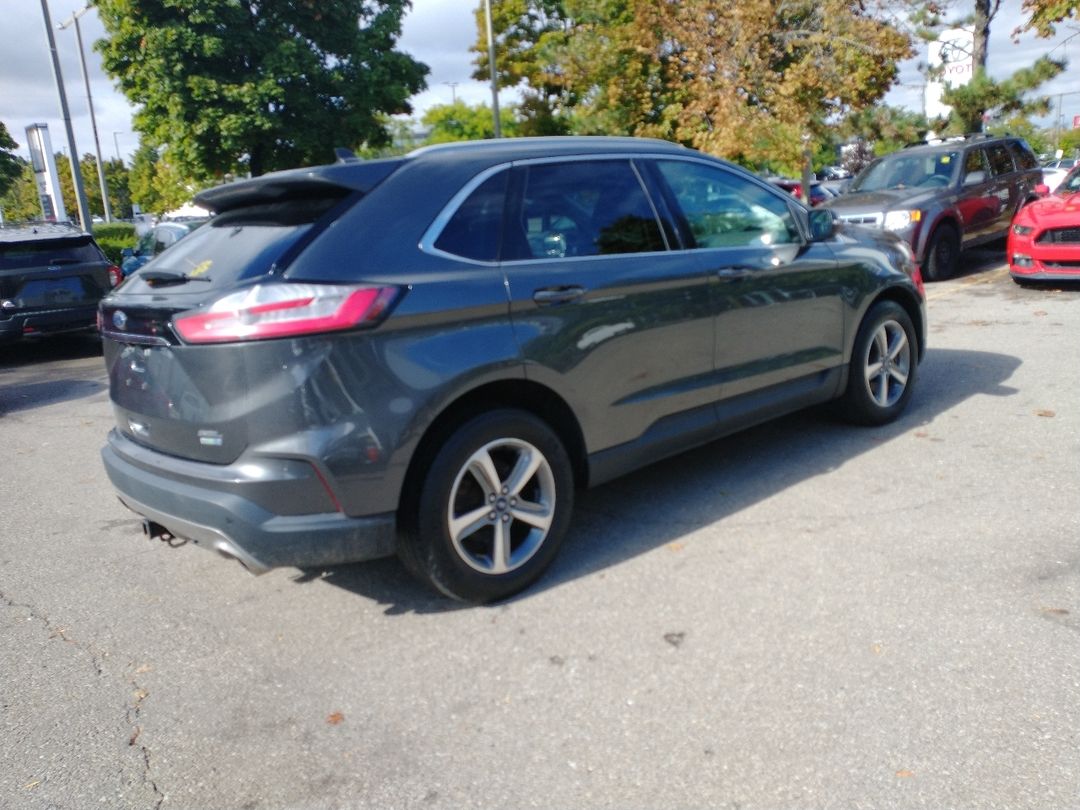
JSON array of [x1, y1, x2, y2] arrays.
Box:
[[923, 223, 959, 281], [399, 409, 574, 603], [839, 301, 918, 426]]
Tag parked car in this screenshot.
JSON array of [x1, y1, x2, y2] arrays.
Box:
[[99, 137, 926, 602], [823, 134, 1043, 281], [1041, 158, 1077, 193], [1008, 162, 1080, 284], [121, 218, 209, 276], [0, 222, 121, 343], [768, 177, 832, 206]]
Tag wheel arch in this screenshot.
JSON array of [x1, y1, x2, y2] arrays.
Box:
[[919, 213, 961, 263], [868, 285, 926, 362], [397, 379, 589, 526]]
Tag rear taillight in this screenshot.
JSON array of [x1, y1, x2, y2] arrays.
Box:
[[107, 264, 123, 287], [172, 283, 400, 344]]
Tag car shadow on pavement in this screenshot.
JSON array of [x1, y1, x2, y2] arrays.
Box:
[[302, 346, 1021, 613], [0, 335, 106, 415]]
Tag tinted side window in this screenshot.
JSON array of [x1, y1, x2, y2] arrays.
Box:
[[433, 170, 508, 262], [1007, 140, 1038, 171], [654, 160, 799, 248], [505, 160, 665, 260], [963, 148, 990, 182], [987, 143, 1015, 176]]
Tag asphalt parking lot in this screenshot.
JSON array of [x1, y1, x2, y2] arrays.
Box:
[[1, 251, 1077, 810]]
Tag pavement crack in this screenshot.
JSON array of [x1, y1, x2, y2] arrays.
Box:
[[0, 588, 106, 677], [127, 663, 165, 809]]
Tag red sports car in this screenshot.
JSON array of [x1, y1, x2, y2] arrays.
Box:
[[1008, 163, 1080, 283]]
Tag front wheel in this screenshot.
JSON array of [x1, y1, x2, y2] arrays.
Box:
[[838, 301, 918, 426], [399, 409, 574, 603], [923, 223, 959, 282]]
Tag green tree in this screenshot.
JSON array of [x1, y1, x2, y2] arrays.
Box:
[[127, 144, 200, 215], [471, 1, 574, 133], [0, 162, 41, 223], [1020, 0, 1079, 37], [0, 122, 22, 199], [940, 56, 1064, 132], [422, 101, 520, 143], [95, 0, 429, 180], [841, 105, 930, 155]]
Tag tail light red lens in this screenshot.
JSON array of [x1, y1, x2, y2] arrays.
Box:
[[107, 265, 123, 287], [172, 283, 401, 344]]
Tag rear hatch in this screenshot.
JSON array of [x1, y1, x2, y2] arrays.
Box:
[[0, 233, 112, 316], [101, 160, 402, 465]]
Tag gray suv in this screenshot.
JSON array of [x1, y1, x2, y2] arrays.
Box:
[[824, 135, 1042, 280], [99, 137, 926, 602]]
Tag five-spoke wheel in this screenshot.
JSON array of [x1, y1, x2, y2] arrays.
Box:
[[400, 409, 574, 603], [840, 300, 918, 425]]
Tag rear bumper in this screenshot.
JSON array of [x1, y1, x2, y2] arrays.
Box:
[[102, 431, 398, 573], [0, 304, 99, 341]]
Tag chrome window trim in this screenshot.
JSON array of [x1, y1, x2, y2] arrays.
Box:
[[418, 151, 802, 265]]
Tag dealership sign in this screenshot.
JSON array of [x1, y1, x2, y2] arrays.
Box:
[[925, 28, 975, 122]]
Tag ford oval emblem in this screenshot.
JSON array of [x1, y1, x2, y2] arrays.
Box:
[[112, 310, 128, 330]]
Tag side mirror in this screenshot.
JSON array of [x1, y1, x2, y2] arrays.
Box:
[[1034, 184, 1050, 196], [963, 170, 986, 186], [808, 208, 836, 241], [121, 247, 134, 258]]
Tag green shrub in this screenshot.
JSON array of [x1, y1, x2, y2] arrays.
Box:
[[93, 222, 137, 264]]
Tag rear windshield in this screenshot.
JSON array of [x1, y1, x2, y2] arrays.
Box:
[[124, 194, 349, 291], [0, 237, 105, 270]]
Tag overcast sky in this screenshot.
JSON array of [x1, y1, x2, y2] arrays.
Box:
[[1, 0, 1077, 167]]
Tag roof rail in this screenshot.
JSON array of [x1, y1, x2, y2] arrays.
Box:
[[903, 131, 1007, 149]]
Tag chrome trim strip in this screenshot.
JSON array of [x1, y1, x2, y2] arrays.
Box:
[[99, 328, 172, 346]]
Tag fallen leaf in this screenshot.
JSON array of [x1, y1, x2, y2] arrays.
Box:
[[896, 769, 915, 778], [914, 431, 929, 438], [1042, 607, 1070, 616], [668, 542, 685, 552], [134, 664, 152, 675], [23, 780, 41, 790], [1033, 310, 1048, 316], [326, 712, 345, 725], [1035, 410, 1056, 418], [664, 632, 686, 648], [132, 688, 149, 703], [871, 643, 884, 655]]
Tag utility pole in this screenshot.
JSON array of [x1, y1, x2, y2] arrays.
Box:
[[59, 4, 112, 223], [443, 82, 459, 104], [483, 0, 501, 138], [39, 0, 92, 231]]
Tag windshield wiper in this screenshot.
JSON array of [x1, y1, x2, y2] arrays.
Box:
[[141, 270, 212, 286]]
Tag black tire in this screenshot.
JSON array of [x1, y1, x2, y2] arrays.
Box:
[[923, 223, 959, 282], [399, 409, 574, 603], [838, 301, 918, 426]]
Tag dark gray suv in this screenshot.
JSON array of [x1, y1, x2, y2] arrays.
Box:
[[824, 135, 1042, 280], [100, 137, 926, 602]]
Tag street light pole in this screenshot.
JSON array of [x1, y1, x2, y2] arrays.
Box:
[[60, 5, 112, 223], [113, 131, 122, 163], [39, 0, 92, 231], [483, 0, 501, 138]]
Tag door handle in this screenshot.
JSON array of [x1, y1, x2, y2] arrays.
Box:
[[533, 286, 586, 305], [716, 266, 755, 280]]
